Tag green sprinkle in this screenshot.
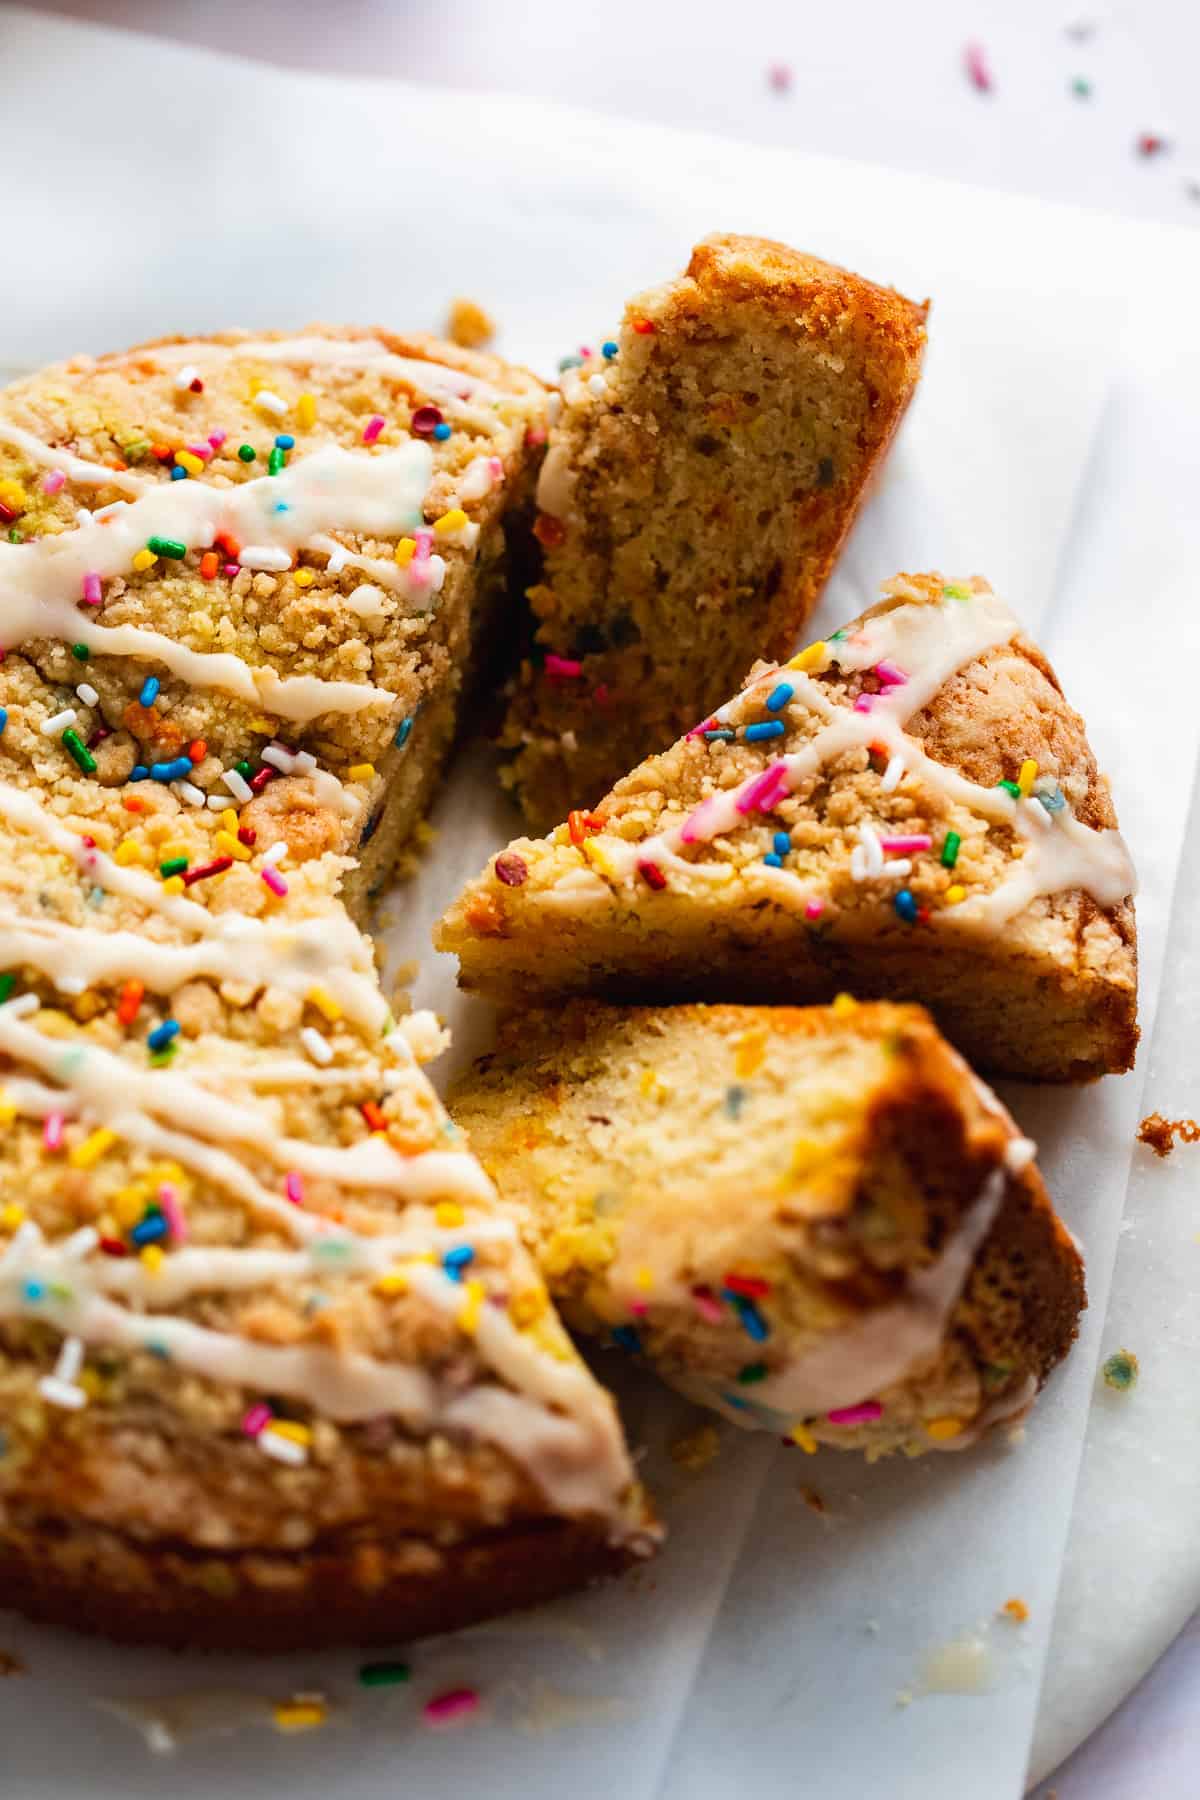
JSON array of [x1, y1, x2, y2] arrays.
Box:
[[0, 974, 16, 1004], [159, 856, 189, 878], [70, 643, 90, 662], [268, 447, 286, 476], [149, 1044, 179, 1068], [62, 728, 97, 774], [1071, 75, 1092, 99], [725, 1084, 747, 1119], [122, 439, 150, 462], [997, 779, 1021, 800], [1102, 1349, 1139, 1391], [238, 444, 257, 463], [7, 528, 23, 544], [235, 759, 253, 779], [942, 584, 971, 600], [940, 830, 961, 869], [737, 1362, 768, 1385], [358, 1661, 411, 1688], [147, 535, 187, 560]]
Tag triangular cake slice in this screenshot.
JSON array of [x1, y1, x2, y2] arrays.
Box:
[[0, 337, 652, 1650], [499, 234, 928, 831], [440, 575, 1137, 1081], [450, 1000, 1085, 1456]]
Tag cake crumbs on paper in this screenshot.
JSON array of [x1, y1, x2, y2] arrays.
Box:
[[1137, 1111, 1200, 1157], [1102, 1348, 1139, 1391], [446, 299, 496, 351], [0, 1649, 26, 1676], [797, 1484, 828, 1518], [669, 1421, 720, 1472]]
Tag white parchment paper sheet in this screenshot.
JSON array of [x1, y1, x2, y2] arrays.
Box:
[[1, 10, 1198, 1797]]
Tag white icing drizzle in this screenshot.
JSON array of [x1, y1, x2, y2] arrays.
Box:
[[586, 587, 1136, 925], [141, 335, 496, 403], [0, 419, 151, 497], [0, 780, 385, 1029], [0, 444, 432, 722]]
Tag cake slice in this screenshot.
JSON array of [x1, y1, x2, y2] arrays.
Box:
[[0, 334, 654, 1651], [498, 234, 928, 831], [439, 574, 1138, 1081], [450, 1000, 1084, 1456]]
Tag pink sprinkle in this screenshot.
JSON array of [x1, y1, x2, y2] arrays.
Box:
[[736, 761, 790, 816], [526, 424, 548, 448], [964, 40, 993, 92], [223, 562, 240, 578], [208, 431, 228, 451], [486, 456, 504, 483], [827, 1400, 883, 1426], [261, 866, 289, 898], [42, 470, 66, 496], [157, 1183, 188, 1242], [362, 415, 386, 444], [874, 660, 908, 687], [687, 718, 719, 741], [186, 443, 212, 462], [43, 1111, 65, 1153], [691, 1285, 725, 1325], [593, 683, 611, 706], [285, 1172, 304, 1205], [768, 62, 793, 92], [853, 693, 875, 714], [81, 571, 102, 606], [413, 528, 433, 565], [241, 1402, 272, 1438], [804, 898, 825, 920], [423, 1688, 480, 1727], [629, 1299, 648, 1318], [681, 794, 722, 843], [879, 834, 932, 854], [545, 654, 583, 679]]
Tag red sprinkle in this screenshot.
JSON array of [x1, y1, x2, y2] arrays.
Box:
[[187, 739, 207, 763], [724, 1272, 770, 1299], [237, 824, 257, 847], [249, 767, 276, 793], [423, 1688, 480, 1727], [637, 858, 668, 891], [116, 979, 145, 1027], [151, 444, 173, 463], [199, 551, 219, 581], [411, 405, 444, 437], [544, 653, 583, 679], [361, 1101, 387, 1134], [214, 531, 241, 560], [99, 1236, 130, 1258], [494, 852, 529, 887], [1138, 132, 1167, 157], [533, 514, 566, 549], [189, 377, 204, 394], [567, 809, 602, 846], [182, 856, 233, 887], [631, 318, 656, 334], [0, 501, 19, 526]]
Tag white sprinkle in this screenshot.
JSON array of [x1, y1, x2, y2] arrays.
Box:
[[174, 780, 206, 807], [587, 374, 608, 397], [254, 389, 288, 418], [325, 547, 349, 575], [850, 822, 884, 881], [262, 840, 288, 866], [61, 1227, 99, 1258], [75, 508, 93, 527], [880, 754, 905, 793], [40, 708, 78, 738], [54, 1335, 85, 1384], [173, 364, 200, 390], [292, 750, 317, 776], [206, 793, 229, 811], [93, 500, 129, 522], [75, 683, 100, 708], [1005, 1136, 1038, 1173], [3, 993, 39, 1019], [261, 745, 292, 773], [222, 769, 253, 805], [881, 858, 912, 880], [301, 1026, 334, 1067], [239, 545, 293, 573], [38, 1375, 87, 1411], [259, 1428, 308, 1466], [428, 554, 447, 594], [546, 392, 563, 426], [57, 974, 87, 995]]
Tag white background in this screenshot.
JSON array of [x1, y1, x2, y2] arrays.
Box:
[[8, 5, 1200, 1795]]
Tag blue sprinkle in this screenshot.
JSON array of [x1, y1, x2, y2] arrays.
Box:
[[130, 765, 149, 782], [773, 832, 791, 856], [0, 708, 6, 735], [139, 675, 160, 708], [144, 1339, 172, 1360], [766, 682, 794, 712], [763, 853, 783, 868], [1037, 785, 1066, 814], [273, 500, 290, 514], [601, 340, 619, 359], [170, 466, 187, 481], [724, 1292, 769, 1341], [724, 1084, 746, 1119], [22, 1278, 46, 1303], [893, 889, 919, 923], [147, 1018, 180, 1053], [612, 1325, 642, 1354], [274, 433, 295, 450], [442, 1245, 475, 1281], [131, 1212, 169, 1247], [394, 716, 413, 749], [150, 757, 191, 782], [703, 728, 735, 743], [432, 422, 452, 442], [721, 1392, 752, 1412], [744, 720, 786, 743]]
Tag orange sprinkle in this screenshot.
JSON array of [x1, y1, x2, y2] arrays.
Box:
[[631, 317, 656, 334], [215, 531, 241, 560], [116, 980, 145, 1027], [1002, 1597, 1029, 1623], [188, 739, 207, 764], [108, 458, 128, 472], [199, 551, 219, 581], [361, 1101, 387, 1134], [533, 514, 566, 549], [567, 809, 602, 846], [123, 795, 146, 813]]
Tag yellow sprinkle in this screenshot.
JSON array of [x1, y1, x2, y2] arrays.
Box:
[[273, 1700, 326, 1733], [306, 986, 342, 1023], [509, 1289, 547, 1329], [734, 1026, 767, 1079], [347, 763, 376, 783], [433, 508, 469, 536], [1, 1202, 25, 1230], [214, 830, 252, 863], [394, 536, 416, 567], [926, 1416, 965, 1440], [78, 1367, 107, 1400], [160, 841, 189, 861], [68, 1127, 117, 1170], [131, 548, 157, 573], [633, 1266, 654, 1292], [0, 478, 28, 512], [293, 567, 315, 588], [220, 808, 239, 834], [296, 393, 317, 429], [161, 875, 185, 896], [267, 1419, 312, 1447], [1017, 758, 1038, 797], [456, 1277, 486, 1335], [0, 1093, 16, 1129], [831, 992, 858, 1017], [944, 884, 966, 905], [248, 716, 277, 735], [113, 837, 147, 866], [581, 838, 620, 881], [175, 450, 205, 476], [789, 1423, 818, 1454], [789, 640, 829, 674], [112, 1188, 146, 1227], [140, 1244, 165, 1273], [374, 1269, 409, 1296], [435, 1200, 465, 1228]]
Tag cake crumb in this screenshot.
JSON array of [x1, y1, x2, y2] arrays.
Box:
[[0, 1649, 26, 1677], [1102, 1348, 1139, 1391], [668, 1422, 720, 1472], [446, 298, 496, 351], [797, 1484, 827, 1517], [1137, 1111, 1200, 1157], [1000, 1597, 1029, 1623]]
